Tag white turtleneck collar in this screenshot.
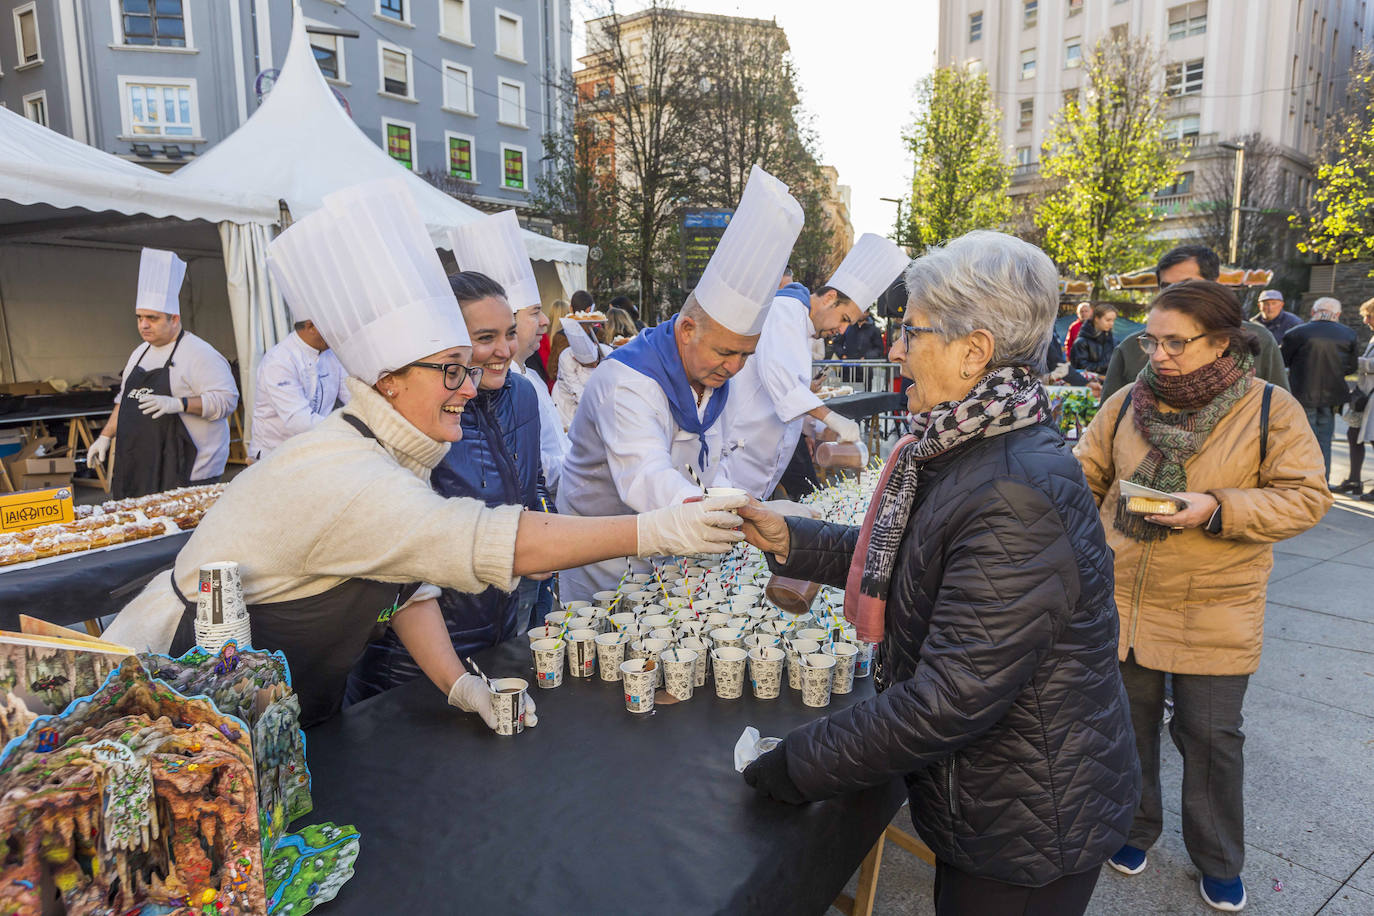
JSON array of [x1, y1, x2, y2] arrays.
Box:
[[341, 377, 449, 477]]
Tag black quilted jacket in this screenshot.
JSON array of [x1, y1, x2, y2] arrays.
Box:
[[773, 421, 1140, 886]]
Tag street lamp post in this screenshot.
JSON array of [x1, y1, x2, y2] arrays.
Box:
[[1218, 140, 1247, 265], [880, 196, 906, 248]]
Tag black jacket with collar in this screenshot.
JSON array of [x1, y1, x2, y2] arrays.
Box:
[[1281, 319, 1359, 408]]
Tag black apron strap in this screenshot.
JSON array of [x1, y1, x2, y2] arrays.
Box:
[[340, 413, 377, 440]]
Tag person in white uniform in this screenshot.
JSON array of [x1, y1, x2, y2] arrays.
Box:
[[557, 165, 804, 600], [552, 317, 613, 430], [719, 234, 911, 498], [88, 248, 239, 499], [449, 210, 569, 493], [249, 317, 349, 460]]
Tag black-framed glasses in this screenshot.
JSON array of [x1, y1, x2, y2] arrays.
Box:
[[1137, 333, 1209, 356], [409, 361, 484, 390], [898, 323, 939, 348]]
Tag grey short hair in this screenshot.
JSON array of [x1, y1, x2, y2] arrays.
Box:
[[1312, 296, 1342, 319], [903, 230, 1059, 373]]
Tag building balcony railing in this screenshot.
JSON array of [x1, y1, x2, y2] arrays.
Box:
[[1011, 162, 1040, 180]]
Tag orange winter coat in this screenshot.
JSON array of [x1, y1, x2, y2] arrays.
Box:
[[1075, 379, 1332, 675]]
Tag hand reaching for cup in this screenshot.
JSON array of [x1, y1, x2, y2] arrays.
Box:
[[738, 500, 791, 562], [635, 493, 746, 558]]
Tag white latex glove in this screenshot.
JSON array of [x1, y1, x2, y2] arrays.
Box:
[[87, 435, 112, 467], [763, 499, 820, 520], [822, 412, 862, 443], [636, 494, 746, 557], [137, 393, 183, 418], [447, 673, 539, 730]]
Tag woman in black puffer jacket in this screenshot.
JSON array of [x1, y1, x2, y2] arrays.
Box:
[[1069, 303, 1119, 374], [740, 231, 1139, 916]]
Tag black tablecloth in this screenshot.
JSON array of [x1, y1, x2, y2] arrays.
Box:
[[0, 531, 189, 629], [305, 639, 907, 915], [827, 391, 905, 421]]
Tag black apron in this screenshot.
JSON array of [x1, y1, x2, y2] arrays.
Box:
[[168, 414, 423, 727], [112, 331, 197, 499]]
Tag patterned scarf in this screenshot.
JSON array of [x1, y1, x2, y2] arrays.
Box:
[[1113, 349, 1255, 542], [843, 366, 1051, 643]]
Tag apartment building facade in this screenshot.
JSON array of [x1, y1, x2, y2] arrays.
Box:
[[0, 0, 572, 213], [937, 0, 1374, 236]]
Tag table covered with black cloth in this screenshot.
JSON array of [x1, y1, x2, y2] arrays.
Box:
[[306, 638, 907, 915], [0, 531, 189, 629], [826, 391, 904, 421]]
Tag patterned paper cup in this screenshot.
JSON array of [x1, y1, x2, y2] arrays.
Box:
[[711, 646, 749, 699], [823, 642, 859, 695], [748, 646, 785, 700], [704, 612, 733, 630], [854, 641, 875, 679], [785, 638, 821, 690], [709, 627, 746, 650], [545, 610, 577, 630], [735, 585, 764, 599], [648, 627, 678, 644], [661, 648, 698, 701], [744, 633, 781, 653], [640, 614, 674, 631], [759, 620, 791, 637], [636, 637, 670, 687], [620, 659, 656, 713], [679, 636, 710, 686], [530, 638, 565, 689], [592, 590, 621, 609], [608, 612, 637, 631], [800, 653, 837, 708], [795, 627, 828, 643], [566, 628, 599, 679], [675, 619, 706, 641], [626, 590, 656, 608], [527, 625, 561, 645], [627, 572, 654, 586], [596, 632, 629, 682], [488, 677, 529, 736]]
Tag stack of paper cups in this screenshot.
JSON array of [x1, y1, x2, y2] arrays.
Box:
[[194, 561, 253, 652]]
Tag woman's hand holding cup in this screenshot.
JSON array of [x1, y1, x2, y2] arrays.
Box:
[[739, 500, 791, 563]]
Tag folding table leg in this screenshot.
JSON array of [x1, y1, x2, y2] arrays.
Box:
[[831, 831, 886, 916]]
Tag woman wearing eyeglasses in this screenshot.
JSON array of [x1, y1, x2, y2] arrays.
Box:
[[1074, 278, 1330, 911], [106, 180, 745, 729]]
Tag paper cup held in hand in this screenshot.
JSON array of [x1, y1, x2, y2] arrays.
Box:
[[488, 677, 529, 736], [620, 658, 656, 713], [530, 638, 565, 689]]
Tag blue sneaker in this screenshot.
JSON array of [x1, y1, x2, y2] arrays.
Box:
[[1200, 874, 1247, 911], [1107, 844, 1148, 875]]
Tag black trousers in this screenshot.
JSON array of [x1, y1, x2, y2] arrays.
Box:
[[934, 862, 1100, 916]]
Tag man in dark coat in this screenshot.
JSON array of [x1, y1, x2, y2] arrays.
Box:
[[1282, 296, 1359, 481], [1254, 289, 1302, 343]]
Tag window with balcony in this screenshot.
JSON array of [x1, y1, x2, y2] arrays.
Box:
[[1163, 114, 1201, 145], [498, 77, 525, 126], [1018, 98, 1034, 129], [378, 0, 406, 23], [310, 32, 344, 81], [1015, 145, 1034, 166], [501, 143, 526, 190], [380, 43, 413, 97], [1065, 40, 1082, 68], [1024, 0, 1038, 28], [441, 0, 470, 42], [443, 61, 473, 113], [383, 118, 415, 170], [1168, 2, 1207, 39], [22, 91, 46, 126], [1020, 48, 1037, 80], [120, 77, 198, 137], [447, 132, 474, 181], [496, 10, 523, 61], [1157, 172, 1194, 196], [1165, 58, 1204, 95], [14, 3, 39, 66], [969, 11, 983, 42], [120, 0, 186, 48]]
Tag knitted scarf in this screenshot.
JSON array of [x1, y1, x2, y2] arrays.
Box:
[[843, 366, 1051, 643], [1114, 349, 1255, 541]]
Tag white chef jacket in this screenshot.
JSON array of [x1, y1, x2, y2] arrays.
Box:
[[717, 299, 823, 498], [117, 330, 238, 482], [510, 361, 568, 494], [552, 343, 614, 431], [556, 359, 727, 600], [249, 331, 349, 460]]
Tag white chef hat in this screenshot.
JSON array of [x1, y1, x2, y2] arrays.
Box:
[[447, 210, 541, 312], [267, 179, 469, 384], [692, 165, 804, 336], [565, 318, 603, 364], [826, 234, 910, 309], [135, 248, 187, 316]]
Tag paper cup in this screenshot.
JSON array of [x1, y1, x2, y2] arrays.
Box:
[[823, 642, 859, 695], [795, 627, 828, 643], [636, 637, 670, 687], [527, 625, 561, 645], [608, 612, 637, 631], [530, 638, 565, 689], [566, 628, 599, 679], [735, 585, 764, 599], [711, 646, 748, 699], [679, 636, 709, 687], [759, 620, 791, 637], [488, 677, 528, 736], [592, 590, 621, 608], [661, 648, 697, 701], [675, 619, 706, 640], [662, 597, 690, 613], [194, 562, 252, 652], [648, 627, 677, 645], [854, 641, 875, 679], [709, 627, 745, 650], [564, 600, 592, 616], [748, 646, 785, 700], [640, 614, 674, 631], [704, 612, 733, 629], [744, 632, 780, 652], [596, 632, 629, 681], [626, 590, 656, 607], [705, 486, 748, 501], [620, 659, 656, 714], [799, 653, 837, 707], [785, 638, 821, 690], [627, 572, 654, 586], [545, 610, 577, 630]]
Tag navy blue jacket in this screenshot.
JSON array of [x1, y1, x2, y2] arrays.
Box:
[[344, 373, 549, 703]]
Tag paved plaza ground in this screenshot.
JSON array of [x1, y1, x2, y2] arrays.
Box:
[[833, 433, 1374, 915]]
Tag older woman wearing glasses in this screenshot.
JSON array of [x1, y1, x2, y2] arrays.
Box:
[[1075, 278, 1330, 911]]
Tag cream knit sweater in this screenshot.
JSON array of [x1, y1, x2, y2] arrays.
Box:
[[106, 378, 523, 652]]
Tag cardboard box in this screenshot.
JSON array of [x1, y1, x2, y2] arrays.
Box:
[[3, 437, 75, 492], [0, 380, 58, 396]]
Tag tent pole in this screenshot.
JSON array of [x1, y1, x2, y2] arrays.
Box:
[[0, 263, 16, 382]]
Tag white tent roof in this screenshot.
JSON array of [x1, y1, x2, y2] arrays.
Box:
[[0, 104, 278, 225], [173, 10, 586, 266]]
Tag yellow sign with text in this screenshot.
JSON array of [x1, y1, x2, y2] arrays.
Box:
[[0, 487, 74, 534]]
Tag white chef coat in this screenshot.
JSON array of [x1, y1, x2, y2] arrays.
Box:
[[249, 331, 349, 460], [556, 359, 727, 600], [717, 299, 823, 498], [117, 330, 238, 482], [510, 361, 568, 494], [552, 343, 614, 431]]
